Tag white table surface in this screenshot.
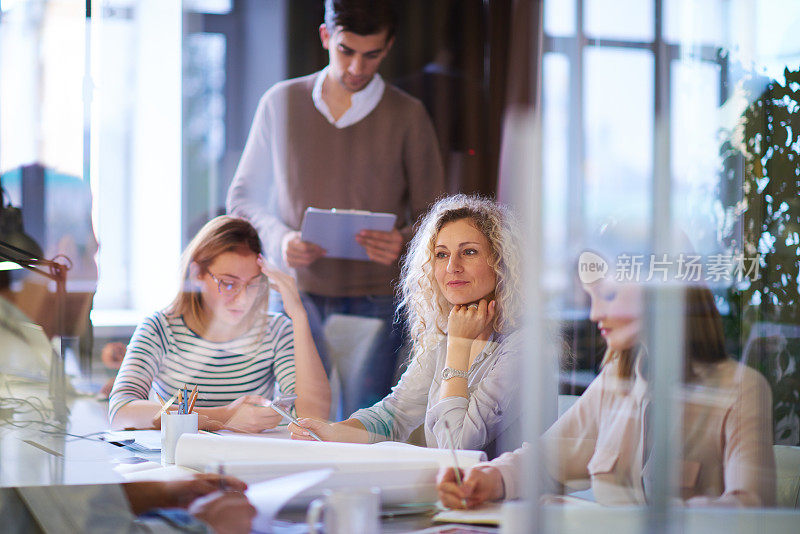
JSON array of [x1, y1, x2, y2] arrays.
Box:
[[2, 379, 797, 534], [0, 379, 142, 487]]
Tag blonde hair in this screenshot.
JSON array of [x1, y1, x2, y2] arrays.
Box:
[[398, 194, 523, 360], [165, 216, 266, 335]]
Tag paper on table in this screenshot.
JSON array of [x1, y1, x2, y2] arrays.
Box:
[[174, 434, 486, 508], [175, 434, 486, 470], [432, 502, 504, 525], [433, 495, 602, 527], [247, 469, 332, 532], [203, 459, 442, 508], [116, 464, 200, 482], [411, 525, 499, 534], [214, 426, 284, 437], [103, 430, 162, 451]]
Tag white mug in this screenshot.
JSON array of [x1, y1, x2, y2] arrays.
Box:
[[500, 500, 533, 534], [160, 412, 198, 465], [306, 487, 381, 534]]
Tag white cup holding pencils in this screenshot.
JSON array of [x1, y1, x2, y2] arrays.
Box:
[[306, 487, 381, 534], [161, 412, 198, 465]]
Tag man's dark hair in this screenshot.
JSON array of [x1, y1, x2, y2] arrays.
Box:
[[324, 0, 398, 40]]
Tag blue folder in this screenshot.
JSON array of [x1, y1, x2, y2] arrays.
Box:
[[300, 207, 397, 261]]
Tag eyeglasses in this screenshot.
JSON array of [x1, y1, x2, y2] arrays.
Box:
[[207, 271, 268, 298]]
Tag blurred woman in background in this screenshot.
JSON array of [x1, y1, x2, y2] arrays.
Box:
[[438, 252, 776, 508], [110, 216, 329, 431]]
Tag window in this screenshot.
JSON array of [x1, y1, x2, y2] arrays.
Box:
[[90, 0, 182, 325], [89, 0, 288, 327], [542, 0, 731, 389]]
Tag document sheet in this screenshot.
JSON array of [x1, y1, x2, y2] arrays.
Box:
[[300, 207, 397, 261], [173, 434, 487, 507]]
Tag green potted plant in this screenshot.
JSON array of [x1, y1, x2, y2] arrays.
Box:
[[722, 67, 800, 445]]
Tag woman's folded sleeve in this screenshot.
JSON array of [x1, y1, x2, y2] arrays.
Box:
[[108, 314, 168, 421], [426, 335, 522, 451], [350, 351, 435, 443], [484, 443, 531, 500]]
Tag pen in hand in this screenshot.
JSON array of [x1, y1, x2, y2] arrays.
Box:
[[217, 462, 226, 492], [443, 420, 468, 509], [265, 400, 324, 442]]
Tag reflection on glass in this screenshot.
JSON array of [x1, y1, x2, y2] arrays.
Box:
[[584, 47, 653, 232], [544, 0, 576, 37], [534, 0, 800, 526], [542, 53, 570, 296], [541, 245, 775, 507], [751, 0, 800, 80], [0, 1, 84, 175], [664, 0, 725, 45], [584, 0, 654, 41], [91, 4, 137, 310], [439, 246, 776, 508], [183, 32, 226, 239], [670, 59, 721, 256], [720, 65, 800, 451], [183, 0, 232, 15]]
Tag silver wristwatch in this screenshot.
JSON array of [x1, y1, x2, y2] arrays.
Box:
[[442, 367, 469, 381]]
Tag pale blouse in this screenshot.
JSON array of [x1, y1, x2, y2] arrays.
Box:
[[351, 331, 521, 456], [484, 356, 776, 507]]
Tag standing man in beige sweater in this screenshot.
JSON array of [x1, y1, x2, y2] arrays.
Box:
[[227, 0, 445, 416]]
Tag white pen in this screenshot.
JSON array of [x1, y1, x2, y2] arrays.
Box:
[[217, 461, 226, 491], [265, 400, 324, 442], [444, 420, 468, 509]]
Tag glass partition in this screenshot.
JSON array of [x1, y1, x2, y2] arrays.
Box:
[[0, 0, 798, 531], [513, 0, 800, 531]]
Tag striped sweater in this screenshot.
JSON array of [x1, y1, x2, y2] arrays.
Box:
[[109, 310, 296, 420]]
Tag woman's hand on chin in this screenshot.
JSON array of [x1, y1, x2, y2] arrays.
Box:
[[447, 299, 496, 342]]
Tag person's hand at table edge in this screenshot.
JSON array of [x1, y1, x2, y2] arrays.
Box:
[[188, 490, 256, 534]]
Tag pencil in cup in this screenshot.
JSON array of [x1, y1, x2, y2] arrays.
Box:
[[155, 391, 179, 418], [188, 385, 199, 413]]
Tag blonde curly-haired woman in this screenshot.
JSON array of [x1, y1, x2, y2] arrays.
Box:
[[290, 194, 524, 456]]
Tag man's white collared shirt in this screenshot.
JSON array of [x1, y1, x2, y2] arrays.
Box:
[[312, 66, 386, 128]]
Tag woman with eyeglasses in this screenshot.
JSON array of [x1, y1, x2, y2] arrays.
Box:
[[109, 216, 330, 431]]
